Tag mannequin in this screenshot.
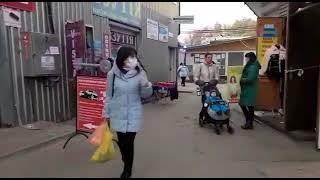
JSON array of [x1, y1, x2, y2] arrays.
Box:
[[261, 44, 286, 115], [260, 44, 286, 75]]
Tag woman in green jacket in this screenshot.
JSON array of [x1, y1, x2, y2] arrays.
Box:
[[239, 52, 261, 130]]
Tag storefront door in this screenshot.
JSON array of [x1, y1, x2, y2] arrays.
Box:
[[110, 27, 137, 60]]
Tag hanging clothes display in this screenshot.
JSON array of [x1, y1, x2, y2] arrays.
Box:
[[261, 44, 286, 113], [260, 44, 286, 77]]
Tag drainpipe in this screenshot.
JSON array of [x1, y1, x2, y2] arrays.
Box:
[[184, 51, 186, 65]]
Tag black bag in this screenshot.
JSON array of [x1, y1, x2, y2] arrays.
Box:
[[169, 83, 179, 100], [266, 54, 283, 79]]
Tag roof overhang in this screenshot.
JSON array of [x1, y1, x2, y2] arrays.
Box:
[[186, 36, 256, 51], [244, 2, 288, 17]]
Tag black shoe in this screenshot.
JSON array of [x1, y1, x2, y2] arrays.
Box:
[[120, 167, 132, 179], [120, 171, 131, 179], [241, 123, 253, 130]]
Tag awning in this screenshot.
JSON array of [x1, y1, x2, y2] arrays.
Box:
[[245, 2, 288, 17]]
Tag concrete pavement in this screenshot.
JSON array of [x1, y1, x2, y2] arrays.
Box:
[[0, 121, 74, 161], [0, 93, 320, 177]]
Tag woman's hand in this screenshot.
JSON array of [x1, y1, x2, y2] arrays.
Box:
[[140, 71, 152, 87], [103, 117, 110, 127]]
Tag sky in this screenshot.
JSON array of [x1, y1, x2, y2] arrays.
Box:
[[180, 2, 257, 31]]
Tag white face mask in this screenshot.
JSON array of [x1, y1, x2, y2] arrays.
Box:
[[125, 57, 138, 69], [245, 57, 250, 63]]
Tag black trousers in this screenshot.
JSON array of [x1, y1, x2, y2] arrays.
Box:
[[240, 105, 254, 124], [116, 132, 136, 171], [181, 77, 186, 86]]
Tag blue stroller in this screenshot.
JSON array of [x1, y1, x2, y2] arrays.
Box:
[[198, 82, 234, 135]]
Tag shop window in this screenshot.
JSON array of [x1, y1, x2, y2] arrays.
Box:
[[213, 53, 226, 75], [228, 52, 244, 66], [85, 26, 94, 64]]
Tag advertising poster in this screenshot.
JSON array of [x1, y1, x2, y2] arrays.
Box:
[[77, 76, 107, 133], [158, 23, 168, 42], [65, 20, 86, 78], [256, 17, 283, 66], [147, 18, 158, 40], [93, 40, 102, 62], [257, 37, 278, 65], [227, 66, 243, 103], [213, 53, 226, 76], [256, 17, 283, 38]]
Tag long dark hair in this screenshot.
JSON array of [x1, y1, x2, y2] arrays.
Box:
[[230, 76, 237, 83], [116, 46, 146, 74]]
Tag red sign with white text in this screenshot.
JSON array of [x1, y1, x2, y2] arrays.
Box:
[[0, 2, 35, 12], [77, 76, 107, 133]]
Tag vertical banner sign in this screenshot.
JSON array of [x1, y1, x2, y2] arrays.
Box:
[[65, 20, 86, 78], [256, 17, 283, 67], [103, 31, 111, 59], [77, 76, 107, 133], [227, 66, 243, 103]]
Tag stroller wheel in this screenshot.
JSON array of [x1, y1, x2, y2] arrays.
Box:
[[199, 116, 204, 127], [214, 125, 221, 135], [227, 126, 234, 134]]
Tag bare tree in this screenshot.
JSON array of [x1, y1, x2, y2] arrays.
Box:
[[180, 18, 256, 46]]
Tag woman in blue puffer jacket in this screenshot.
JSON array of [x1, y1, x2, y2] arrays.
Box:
[[103, 46, 153, 178]]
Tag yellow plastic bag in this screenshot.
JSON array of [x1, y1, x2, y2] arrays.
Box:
[[90, 124, 116, 163]]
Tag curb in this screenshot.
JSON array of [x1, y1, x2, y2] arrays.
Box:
[[0, 131, 74, 161], [234, 108, 315, 141], [254, 115, 315, 142]]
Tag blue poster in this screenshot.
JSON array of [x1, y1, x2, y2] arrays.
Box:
[[158, 24, 168, 42]]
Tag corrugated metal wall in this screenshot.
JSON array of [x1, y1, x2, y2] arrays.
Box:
[[245, 2, 288, 17], [0, 2, 179, 126], [0, 2, 109, 126], [139, 5, 179, 81], [279, 2, 289, 17]]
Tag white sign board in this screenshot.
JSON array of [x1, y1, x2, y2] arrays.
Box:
[[3, 7, 21, 28], [147, 19, 158, 40], [41, 56, 55, 70], [49, 46, 60, 55], [172, 16, 194, 24], [158, 23, 168, 42]]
